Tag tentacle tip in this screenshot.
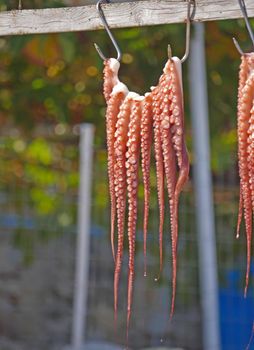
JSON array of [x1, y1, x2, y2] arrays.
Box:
[[155, 268, 162, 281], [114, 301, 118, 321], [169, 309, 174, 321], [170, 298, 175, 320], [111, 248, 116, 263], [143, 259, 147, 277], [244, 286, 248, 298]]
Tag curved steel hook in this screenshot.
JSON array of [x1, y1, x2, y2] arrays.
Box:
[[168, 0, 195, 63], [233, 0, 254, 55], [181, 0, 195, 63], [94, 0, 122, 61]]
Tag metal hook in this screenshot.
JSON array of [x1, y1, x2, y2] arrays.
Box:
[[94, 0, 122, 62], [168, 0, 195, 63], [233, 0, 254, 55], [181, 0, 195, 63]]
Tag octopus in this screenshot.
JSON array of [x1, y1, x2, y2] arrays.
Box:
[[237, 53, 254, 295], [101, 56, 189, 334], [151, 57, 189, 316]]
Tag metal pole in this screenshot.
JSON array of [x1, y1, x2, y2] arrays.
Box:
[[189, 23, 221, 350], [72, 123, 94, 350]]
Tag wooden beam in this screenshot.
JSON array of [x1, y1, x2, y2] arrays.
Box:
[[0, 0, 254, 36]]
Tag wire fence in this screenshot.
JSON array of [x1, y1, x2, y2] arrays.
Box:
[[0, 128, 251, 350]]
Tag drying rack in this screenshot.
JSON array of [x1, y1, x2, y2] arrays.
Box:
[[0, 0, 253, 36], [0, 1, 252, 350]]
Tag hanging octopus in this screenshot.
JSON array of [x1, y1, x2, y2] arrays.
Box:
[[151, 56, 189, 316], [236, 53, 254, 295], [101, 56, 189, 333], [93, 0, 193, 338]]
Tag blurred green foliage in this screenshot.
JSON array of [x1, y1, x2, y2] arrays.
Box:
[[0, 131, 79, 262], [0, 1, 249, 268], [0, 3, 251, 171], [0, 4, 251, 204]]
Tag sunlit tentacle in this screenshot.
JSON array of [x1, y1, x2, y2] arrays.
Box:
[[113, 89, 132, 322], [103, 58, 121, 102], [237, 55, 251, 237], [238, 71, 254, 295], [160, 90, 178, 318], [163, 57, 189, 317], [237, 194, 243, 239], [170, 58, 189, 214], [103, 60, 114, 102], [140, 93, 153, 276], [105, 93, 126, 262], [247, 104, 254, 213], [126, 96, 142, 337], [151, 75, 167, 277], [152, 65, 177, 290], [103, 59, 126, 261]]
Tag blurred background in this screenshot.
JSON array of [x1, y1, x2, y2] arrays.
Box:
[[0, 1, 253, 349]]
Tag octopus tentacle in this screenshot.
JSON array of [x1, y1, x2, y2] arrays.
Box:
[[151, 75, 168, 277], [160, 91, 178, 317], [236, 194, 243, 239], [103, 59, 126, 261], [248, 104, 254, 212], [238, 70, 254, 295], [237, 54, 254, 238], [238, 56, 249, 97], [126, 96, 142, 336], [237, 55, 250, 236], [113, 89, 131, 322], [168, 58, 187, 169], [103, 60, 114, 102], [103, 58, 121, 102], [164, 57, 190, 316], [106, 92, 126, 261], [140, 93, 153, 276], [154, 76, 172, 272]]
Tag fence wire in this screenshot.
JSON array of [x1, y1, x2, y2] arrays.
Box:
[[0, 129, 251, 350]]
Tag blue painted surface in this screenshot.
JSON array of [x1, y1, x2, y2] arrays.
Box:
[[0, 213, 106, 238], [90, 224, 105, 237], [219, 267, 254, 350], [0, 213, 35, 230]]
